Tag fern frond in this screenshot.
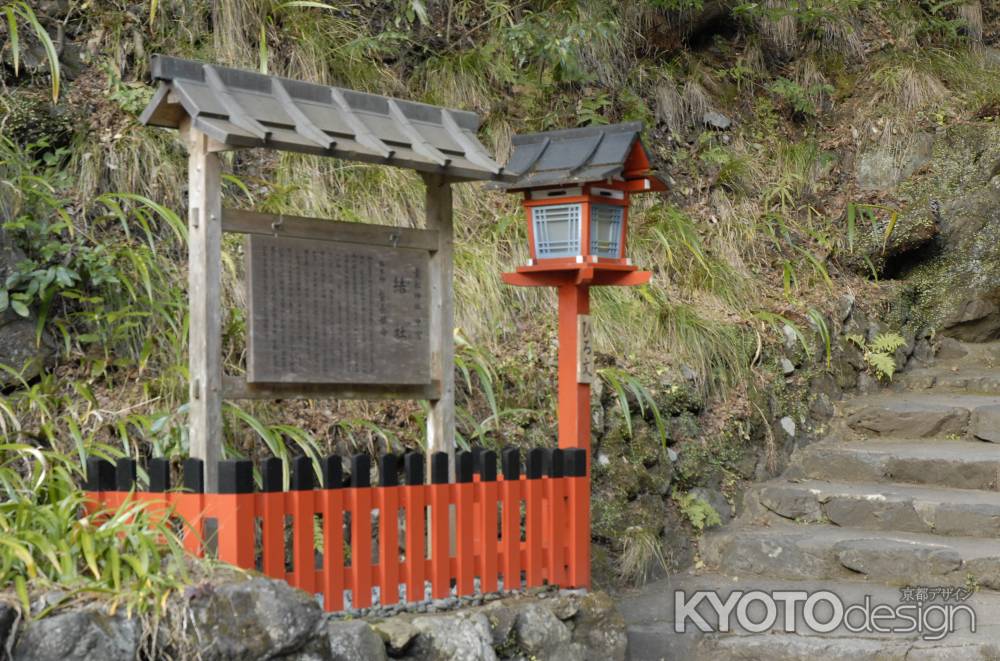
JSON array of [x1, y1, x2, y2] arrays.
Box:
[[871, 331, 906, 354]]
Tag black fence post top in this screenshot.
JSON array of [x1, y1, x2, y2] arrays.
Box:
[[262, 456, 284, 492], [148, 457, 171, 493], [85, 457, 116, 492], [350, 454, 371, 488], [404, 451, 424, 486], [183, 457, 205, 493], [431, 452, 449, 484], [480, 450, 497, 482], [546, 448, 565, 478], [456, 451, 474, 483], [380, 453, 399, 487], [323, 455, 344, 490], [218, 459, 254, 494], [567, 448, 588, 477], [291, 455, 315, 491], [502, 447, 520, 480], [526, 448, 544, 480]]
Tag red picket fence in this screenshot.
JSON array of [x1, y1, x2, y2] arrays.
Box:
[[83, 447, 589, 611]]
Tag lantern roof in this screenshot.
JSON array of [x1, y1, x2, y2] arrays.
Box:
[[139, 55, 514, 182], [500, 122, 665, 191]]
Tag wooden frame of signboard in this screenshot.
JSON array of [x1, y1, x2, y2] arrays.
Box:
[[182, 122, 457, 491]]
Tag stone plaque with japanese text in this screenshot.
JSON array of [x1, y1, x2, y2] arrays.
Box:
[[246, 234, 430, 385]]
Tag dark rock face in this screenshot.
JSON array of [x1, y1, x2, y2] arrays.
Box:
[[172, 577, 324, 660], [0, 601, 18, 656], [896, 123, 1000, 341], [12, 609, 138, 661]]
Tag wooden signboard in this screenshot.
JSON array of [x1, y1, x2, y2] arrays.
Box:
[[246, 234, 431, 385]]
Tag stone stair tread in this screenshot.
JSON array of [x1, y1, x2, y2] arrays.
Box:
[[896, 369, 1000, 394], [843, 393, 1000, 439], [758, 477, 1000, 504], [752, 477, 1000, 532], [700, 522, 1000, 588], [623, 573, 1000, 660], [845, 392, 1000, 410], [807, 438, 1000, 459], [705, 522, 1000, 562]]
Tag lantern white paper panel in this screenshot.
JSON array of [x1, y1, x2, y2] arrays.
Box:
[[589, 204, 623, 258], [532, 203, 582, 258]]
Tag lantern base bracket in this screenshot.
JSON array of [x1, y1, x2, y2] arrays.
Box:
[[501, 263, 651, 288]]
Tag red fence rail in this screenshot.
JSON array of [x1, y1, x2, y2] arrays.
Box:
[[84, 447, 589, 611]]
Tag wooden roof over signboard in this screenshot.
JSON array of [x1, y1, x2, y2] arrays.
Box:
[[139, 55, 514, 182], [500, 121, 666, 190]]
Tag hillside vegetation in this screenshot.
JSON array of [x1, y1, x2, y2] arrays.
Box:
[[1, 0, 998, 604]]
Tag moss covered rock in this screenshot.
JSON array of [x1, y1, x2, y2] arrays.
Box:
[[895, 122, 1000, 340]]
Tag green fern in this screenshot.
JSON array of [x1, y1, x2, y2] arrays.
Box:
[[870, 331, 906, 354], [849, 331, 906, 382], [867, 352, 898, 381], [672, 490, 722, 532]]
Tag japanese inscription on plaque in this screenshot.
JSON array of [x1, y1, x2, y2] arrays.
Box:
[[577, 314, 595, 384], [246, 234, 430, 385]]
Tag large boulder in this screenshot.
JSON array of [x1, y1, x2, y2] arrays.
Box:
[[12, 608, 138, 661], [327, 619, 386, 661], [403, 611, 496, 661], [894, 122, 1000, 341], [570, 592, 628, 661], [168, 576, 325, 660]]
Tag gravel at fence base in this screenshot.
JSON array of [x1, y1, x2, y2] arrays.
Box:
[[323, 578, 589, 619]]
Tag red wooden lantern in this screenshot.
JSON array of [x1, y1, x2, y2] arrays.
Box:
[[502, 122, 666, 287], [499, 122, 666, 588]]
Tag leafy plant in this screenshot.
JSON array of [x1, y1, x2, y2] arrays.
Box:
[[768, 77, 833, 120], [847, 331, 907, 381], [845, 202, 900, 256], [598, 367, 667, 448], [503, 8, 617, 84], [0, 444, 191, 616], [1, 2, 60, 101], [672, 489, 722, 532]]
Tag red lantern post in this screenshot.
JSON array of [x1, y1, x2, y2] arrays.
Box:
[[500, 122, 666, 587]]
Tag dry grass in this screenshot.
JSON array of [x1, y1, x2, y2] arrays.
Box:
[[869, 64, 949, 115], [655, 73, 686, 135], [619, 525, 668, 586], [758, 0, 798, 59], [958, 1, 984, 43]]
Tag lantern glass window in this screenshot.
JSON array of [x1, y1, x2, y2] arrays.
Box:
[[532, 203, 582, 258], [589, 204, 624, 258]]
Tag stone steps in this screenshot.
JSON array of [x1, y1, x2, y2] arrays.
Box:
[[748, 478, 1000, 538], [787, 439, 1000, 490], [622, 574, 1000, 661], [844, 393, 1000, 439], [622, 339, 1000, 659], [700, 523, 1000, 587]]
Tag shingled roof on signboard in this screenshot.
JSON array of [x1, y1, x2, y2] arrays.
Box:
[[139, 55, 514, 182]]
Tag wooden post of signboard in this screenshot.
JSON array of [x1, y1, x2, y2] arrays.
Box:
[[422, 173, 456, 474], [183, 121, 223, 493], [423, 172, 456, 557]]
